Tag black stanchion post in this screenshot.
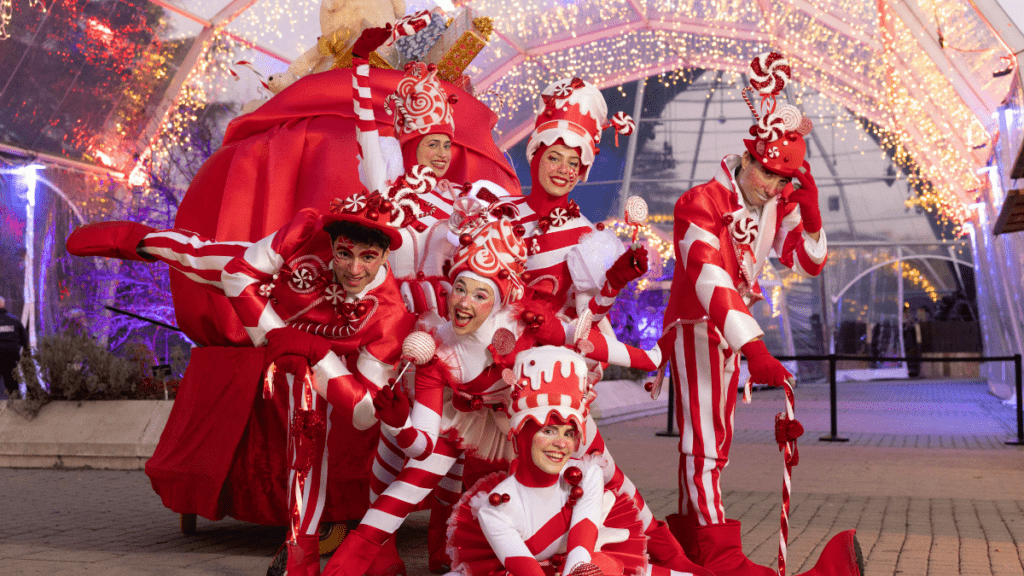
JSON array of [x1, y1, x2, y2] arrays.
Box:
[[657, 371, 679, 437], [820, 354, 849, 442], [1007, 354, 1024, 446]]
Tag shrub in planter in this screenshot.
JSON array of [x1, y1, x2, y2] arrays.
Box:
[[11, 332, 182, 419]]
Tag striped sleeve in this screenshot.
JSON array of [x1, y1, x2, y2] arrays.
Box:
[[676, 191, 763, 351], [353, 57, 388, 193], [383, 358, 449, 460], [563, 464, 605, 574], [220, 208, 321, 346], [579, 327, 661, 371], [586, 281, 619, 323], [478, 505, 546, 576], [139, 230, 250, 291], [774, 204, 828, 277]]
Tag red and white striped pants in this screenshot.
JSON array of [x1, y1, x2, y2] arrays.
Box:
[[668, 321, 740, 526], [284, 372, 332, 538]]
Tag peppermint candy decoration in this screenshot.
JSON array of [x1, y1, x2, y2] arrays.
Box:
[[291, 268, 315, 290], [258, 283, 274, 297], [388, 63, 453, 136], [324, 284, 345, 305], [777, 105, 802, 132], [550, 207, 571, 227], [732, 216, 759, 245], [749, 52, 791, 96], [611, 111, 635, 135], [796, 116, 814, 136], [767, 146, 781, 159], [756, 111, 786, 142], [551, 78, 577, 98], [405, 164, 438, 193], [391, 10, 431, 41], [343, 193, 367, 213], [402, 331, 437, 364]]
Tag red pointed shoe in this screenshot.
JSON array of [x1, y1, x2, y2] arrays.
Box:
[[793, 530, 864, 576]]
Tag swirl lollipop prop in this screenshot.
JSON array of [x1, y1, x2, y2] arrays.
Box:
[[389, 331, 437, 388], [624, 196, 648, 274]]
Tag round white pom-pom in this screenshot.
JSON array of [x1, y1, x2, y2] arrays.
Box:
[[624, 196, 648, 226], [402, 331, 436, 365]]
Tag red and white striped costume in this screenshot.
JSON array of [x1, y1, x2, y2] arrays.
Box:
[[137, 208, 415, 538], [333, 306, 664, 548], [665, 154, 827, 526]]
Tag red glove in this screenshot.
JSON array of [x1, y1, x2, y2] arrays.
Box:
[[520, 302, 566, 347], [264, 327, 332, 368], [605, 246, 648, 291], [66, 221, 156, 262], [272, 354, 311, 378], [352, 24, 393, 59], [373, 384, 411, 429], [789, 161, 821, 233], [740, 340, 791, 388]]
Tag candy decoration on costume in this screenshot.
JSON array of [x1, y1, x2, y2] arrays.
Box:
[[402, 331, 437, 364], [742, 51, 814, 178], [386, 62, 456, 145], [448, 219, 528, 304], [507, 346, 592, 441], [624, 195, 648, 245], [748, 51, 791, 97]]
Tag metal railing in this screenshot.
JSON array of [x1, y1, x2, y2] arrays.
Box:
[[657, 353, 1023, 446]]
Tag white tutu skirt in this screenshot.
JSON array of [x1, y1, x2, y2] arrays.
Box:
[[441, 402, 514, 463]]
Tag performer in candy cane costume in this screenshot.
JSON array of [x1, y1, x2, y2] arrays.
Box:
[[322, 216, 673, 576], [663, 52, 861, 576], [349, 28, 514, 573], [446, 345, 711, 576], [488, 77, 704, 573], [65, 189, 417, 576]]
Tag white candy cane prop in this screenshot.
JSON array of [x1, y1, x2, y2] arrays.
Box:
[[389, 331, 437, 388], [743, 376, 802, 576]]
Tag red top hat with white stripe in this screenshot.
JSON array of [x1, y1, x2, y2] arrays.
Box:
[[508, 346, 592, 442], [525, 77, 635, 181]]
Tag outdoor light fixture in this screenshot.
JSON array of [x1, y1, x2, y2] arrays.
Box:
[[13, 163, 44, 348]]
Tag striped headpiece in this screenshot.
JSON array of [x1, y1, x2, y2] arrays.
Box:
[[508, 346, 593, 442]]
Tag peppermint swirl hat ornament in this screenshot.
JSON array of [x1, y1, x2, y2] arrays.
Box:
[[386, 62, 457, 147], [322, 188, 405, 250], [448, 218, 528, 305], [741, 51, 813, 178]]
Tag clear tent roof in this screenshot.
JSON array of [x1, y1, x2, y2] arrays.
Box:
[[1, 0, 1023, 238]]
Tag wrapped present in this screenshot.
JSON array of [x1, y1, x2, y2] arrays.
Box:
[[423, 7, 494, 83], [393, 12, 448, 61]]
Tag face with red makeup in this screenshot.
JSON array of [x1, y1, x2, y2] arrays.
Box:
[[533, 143, 582, 198], [736, 151, 792, 208], [530, 422, 579, 475], [331, 237, 390, 295]]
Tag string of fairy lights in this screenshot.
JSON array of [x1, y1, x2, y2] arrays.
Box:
[[0, 0, 1014, 234]]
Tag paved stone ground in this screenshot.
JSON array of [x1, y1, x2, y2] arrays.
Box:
[[1, 379, 1022, 575]]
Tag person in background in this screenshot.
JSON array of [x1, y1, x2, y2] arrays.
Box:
[[0, 296, 28, 398]]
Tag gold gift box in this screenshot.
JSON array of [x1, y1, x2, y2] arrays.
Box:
[[423, 8, 493, 83]]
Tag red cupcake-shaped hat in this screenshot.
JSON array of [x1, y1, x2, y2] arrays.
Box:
[[525, 77, 635, 181], [741, 51, 813, 178], [507, 346, 592, 442]]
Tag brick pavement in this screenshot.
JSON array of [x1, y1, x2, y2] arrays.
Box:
[[1, 379, 1022, 575]]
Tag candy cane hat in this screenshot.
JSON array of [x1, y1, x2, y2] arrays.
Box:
[[525, 77, 635, 181], [741, 51, 814, 178], [386, 61, 456, 147], [448, 218, 528, 305], [321, 188, 409, 250], [507, 346, 592, 441]]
